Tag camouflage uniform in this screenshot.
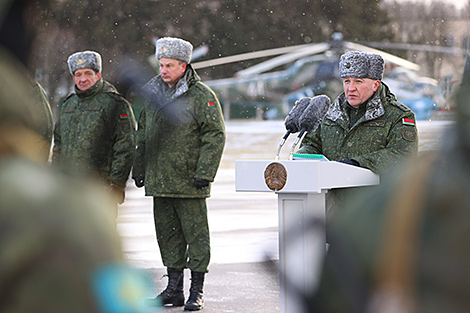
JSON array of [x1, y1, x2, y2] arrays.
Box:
[[133, 64, 225, 272], [52, 78, 136, 201], [298, 82, 418, 221], [298, 82, 418, 173], [0, 33, 149, 313], [0, 157, 126, 313], [311, 82, 470, 313]]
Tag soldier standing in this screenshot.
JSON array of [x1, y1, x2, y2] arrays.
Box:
[[297, 50, 419, 221], [52, 51, 136, 210], [0, 0, 149, 311], [310, 60, 470, 313], [132, 37, 225, 311]]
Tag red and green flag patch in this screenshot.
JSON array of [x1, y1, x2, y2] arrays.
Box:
[[402, 118, 415, 126], [120, 114, 128, 119], [207, 102, 215, 107]]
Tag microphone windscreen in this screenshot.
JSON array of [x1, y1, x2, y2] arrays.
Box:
[[284, 97, 311, 133], [299, 95, 331, 132]]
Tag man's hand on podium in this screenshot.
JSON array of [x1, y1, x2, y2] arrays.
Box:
[[336, 158, 360, 167]]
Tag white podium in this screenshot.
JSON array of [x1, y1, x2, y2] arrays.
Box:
[[235, 159, 379, 313]]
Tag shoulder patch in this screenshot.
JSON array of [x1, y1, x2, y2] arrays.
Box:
[[402, 118, 415, 126], [402, 127, 417, 142]]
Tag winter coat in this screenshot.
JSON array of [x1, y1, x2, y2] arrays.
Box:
[[133, 65, 225, 198], [52, 79, 136, 187], [297, 82, 418, 174]]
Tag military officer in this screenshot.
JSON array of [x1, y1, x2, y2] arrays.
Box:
[[52, 50, 136, 210], [133, 37, 226, 311], [310, 60, 470, 313], [0, 54, 150, 313], [0, 1, 149, 311], [297, 50, 418, 221]]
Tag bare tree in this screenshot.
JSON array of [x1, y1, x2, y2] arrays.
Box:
[[382, 0, 464, 79]]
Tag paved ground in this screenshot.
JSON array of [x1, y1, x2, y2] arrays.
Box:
[[140, 262, 280, 313], [117, 117, 454, 313]]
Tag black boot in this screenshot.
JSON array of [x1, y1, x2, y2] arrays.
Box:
[[147, 268, 184, 307], [184, 271, 205, 311]]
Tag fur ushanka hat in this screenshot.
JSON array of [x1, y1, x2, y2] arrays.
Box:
[[155, 37, 193, 64], [339, 50, 384, 81], [67, 51, 102, 75]]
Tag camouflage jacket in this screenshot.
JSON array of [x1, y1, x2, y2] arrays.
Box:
[[52, 79, 136, 186], [133, 65, 226, 198], [0, 156, 151, 313], [314, 131, 470, 313], [297, 83, 418, 174]]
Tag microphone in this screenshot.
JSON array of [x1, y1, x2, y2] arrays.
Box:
[[289, 95, 331, 159], [275, 97, 312, 159], [284, 97, 312, 134]]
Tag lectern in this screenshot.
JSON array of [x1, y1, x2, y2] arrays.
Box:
[[235, 158, 380, 313]]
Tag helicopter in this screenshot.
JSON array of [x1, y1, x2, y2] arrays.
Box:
[[144, 33, 465, 120], [187, 33, 463, 120]]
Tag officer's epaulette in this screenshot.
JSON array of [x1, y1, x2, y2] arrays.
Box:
[[195, 81, 218, 100], [390, 99, 411, 112], [63, 93, 75, 103], [195, 81, 213, 93], [105, 90, 127, 102]]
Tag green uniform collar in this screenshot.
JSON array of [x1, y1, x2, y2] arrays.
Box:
[[75, 78, 104, 100], [142, 64, 201, 108], [326, 83, 386, 129], [346, 101, 367, 128]]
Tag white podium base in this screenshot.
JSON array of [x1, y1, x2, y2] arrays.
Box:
[[278, 192, 327, 313], [235, 159, 379, 313]]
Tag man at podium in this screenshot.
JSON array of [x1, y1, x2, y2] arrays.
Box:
[[297, 50, 418, 221]]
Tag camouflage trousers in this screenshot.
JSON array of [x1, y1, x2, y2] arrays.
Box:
[[153, 197, 210, 273]]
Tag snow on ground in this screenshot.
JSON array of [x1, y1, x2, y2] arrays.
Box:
[[118, 116, 455, 269]]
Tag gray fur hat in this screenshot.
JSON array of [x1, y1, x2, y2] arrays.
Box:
[[339, 50, 384, 80], [67, 51, 102, 75], [155, 37, 193, 64]]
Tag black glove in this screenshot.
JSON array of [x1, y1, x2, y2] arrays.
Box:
[[194, 178, 210, 189], [133, 177, 145, 188], [336, 158, 360, 167]]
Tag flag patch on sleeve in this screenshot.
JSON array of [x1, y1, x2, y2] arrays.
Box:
[[402, 118, 415, 126], [120, 114, 128, 119], [207, 102, 215, 107]]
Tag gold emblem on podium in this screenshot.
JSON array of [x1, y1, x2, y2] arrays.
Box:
[[264, 162, 287, 191]]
